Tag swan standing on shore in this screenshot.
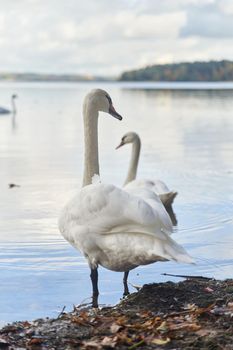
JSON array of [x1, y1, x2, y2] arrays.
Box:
[[0, 94, 17, 115], [59, 89, 194, 307], [116, 132, 177, 208]]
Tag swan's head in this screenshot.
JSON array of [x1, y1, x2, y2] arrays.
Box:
[[116, 131, 140, 149], [12, 94, 17, 99], [84, 89, 122, 120]]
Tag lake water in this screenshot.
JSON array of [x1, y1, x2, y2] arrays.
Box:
[[0, 81, 233, 326]]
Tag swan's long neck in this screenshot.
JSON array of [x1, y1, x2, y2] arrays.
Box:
[[11, 97, 16, 114], [124, 136, 141, 186], [82, 104, 99, 187]]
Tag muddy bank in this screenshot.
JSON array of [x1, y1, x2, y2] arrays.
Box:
[[1, 278, 233, 349]]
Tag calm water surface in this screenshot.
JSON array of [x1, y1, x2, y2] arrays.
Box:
[[0, 82, 233, 325]]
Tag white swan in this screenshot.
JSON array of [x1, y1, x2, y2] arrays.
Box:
[[59, 89, 194, 307], [0, 94, 17, 115], [116, 132, 177, 285], [116, 132, 177, 208]]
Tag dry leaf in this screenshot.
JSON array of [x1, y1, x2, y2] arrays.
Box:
[[156, 321, 168, 332], [183, 303, 196, 311], [82, 340, 101, 349], [110, 323, 122, 333], [195, 303, 215, 315], [151, 337, 170, 345], [169, 321, 201, 332], [27, 337, 44, 345], [101, 336, 117, 347], [196, 329, 212, 337]]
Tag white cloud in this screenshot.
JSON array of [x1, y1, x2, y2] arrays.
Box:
[[121, 12, 186, 39], [0, 0, 232, 76]]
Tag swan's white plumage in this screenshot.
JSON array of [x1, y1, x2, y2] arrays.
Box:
[[117, 132, 177, 207], [59, 182, 193, 272], [125, 178, 177, 209], [124, 181, 172, 233]]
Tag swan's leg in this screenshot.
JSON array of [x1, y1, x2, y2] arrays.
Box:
[[123, 271, 130, 296], [90, 268, 99, 307]]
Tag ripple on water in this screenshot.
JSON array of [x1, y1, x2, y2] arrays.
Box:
[[0, 241, 87, 271]]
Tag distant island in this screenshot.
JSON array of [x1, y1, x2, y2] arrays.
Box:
[[1, 60, 233, 82], [119, 60, 233, 82]]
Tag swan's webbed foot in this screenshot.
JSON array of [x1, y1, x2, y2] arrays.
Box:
[[123, 271, 130, 297], [90, 268, 99, 308]]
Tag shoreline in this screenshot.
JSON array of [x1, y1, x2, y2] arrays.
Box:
[[1, 278, 233, 349]]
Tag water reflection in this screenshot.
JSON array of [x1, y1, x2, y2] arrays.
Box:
[[11, 112, 17, 130], [0, 82, 233, 325]]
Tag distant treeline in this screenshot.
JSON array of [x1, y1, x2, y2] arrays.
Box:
[[119, 60, 233, 81], [0, 73, 107, 82], [1, 61, 233, 82]]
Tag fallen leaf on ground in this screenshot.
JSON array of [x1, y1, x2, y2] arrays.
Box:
[[110, 323, 122, 333], [101, 336, 117, 347], [151, 337, 170, 345], [196, 329, 216, 337], [204, 287, 214, 293], [82, 340, 102, 349], [156, 321, 168, 333], [27, 337, 44, 345]]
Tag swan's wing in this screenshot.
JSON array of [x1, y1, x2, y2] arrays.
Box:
[[59, 183, 168, 240], [125, 178, 170, 195], [125, 178, 177, 209], [59, 183, 193, 266], [124, 180, 173, 232], [151, 179, 170, 194]]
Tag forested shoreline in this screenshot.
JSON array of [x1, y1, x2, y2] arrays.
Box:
[[119, 60, 233, 82]]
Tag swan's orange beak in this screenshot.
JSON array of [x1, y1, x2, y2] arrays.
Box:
[[109, 104, 122, 120], [116, 140, 124, 149]]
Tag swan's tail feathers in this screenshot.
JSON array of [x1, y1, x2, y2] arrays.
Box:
[[164, 238, 195, 265], [159, 191, 178, 207], [173, 252, 195, 265]]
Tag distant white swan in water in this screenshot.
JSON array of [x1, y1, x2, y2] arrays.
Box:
[[59, 89, 193, 307], [0, 94, 17, 115], [116, 132, 177, 208]]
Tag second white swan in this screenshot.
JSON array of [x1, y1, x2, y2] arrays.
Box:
[[116, 131, 177, 208]]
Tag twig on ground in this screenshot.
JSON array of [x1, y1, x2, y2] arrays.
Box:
[[57, 306, 66, 318], [161, 273, 214, 280]]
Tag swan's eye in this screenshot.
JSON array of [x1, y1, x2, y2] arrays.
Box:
[[105, 94, 112, 105]]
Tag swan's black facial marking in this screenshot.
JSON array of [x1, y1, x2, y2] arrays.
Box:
[[105, 94, 112, 106], [107, 94, 122, 120]]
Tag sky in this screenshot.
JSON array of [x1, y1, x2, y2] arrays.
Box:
[[0, 0, 233, 77]]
